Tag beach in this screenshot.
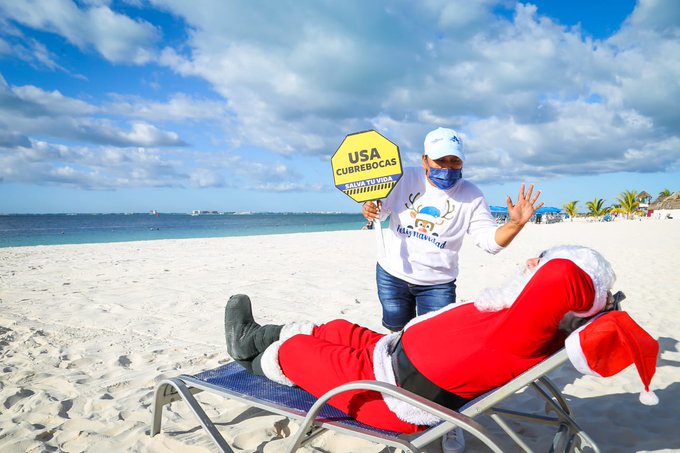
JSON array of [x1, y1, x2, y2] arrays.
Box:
[[1, 219, 679, 453]]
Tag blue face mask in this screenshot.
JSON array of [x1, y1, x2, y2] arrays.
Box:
[[428, 165, 462, 190]]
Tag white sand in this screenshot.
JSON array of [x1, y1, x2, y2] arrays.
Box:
[[1, 219, 679, 452]]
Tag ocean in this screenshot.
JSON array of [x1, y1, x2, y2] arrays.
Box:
[[0, 212, 369, 248]]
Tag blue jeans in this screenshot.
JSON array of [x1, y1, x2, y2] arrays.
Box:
[[376, 263, 457, 331]]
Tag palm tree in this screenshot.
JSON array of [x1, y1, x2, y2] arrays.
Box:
[[658, 188, 671, 200], [585, 198, 609, 218], [612, 190, 640, 219], [563, 200, 578, 221]]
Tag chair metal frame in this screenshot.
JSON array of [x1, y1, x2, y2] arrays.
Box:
[[151, 348, 600, 452]]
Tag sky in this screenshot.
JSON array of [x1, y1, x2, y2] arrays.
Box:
[[0, 0, 679, 214]]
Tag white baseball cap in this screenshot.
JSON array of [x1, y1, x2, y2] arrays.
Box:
[[423, 127, 465, 161]]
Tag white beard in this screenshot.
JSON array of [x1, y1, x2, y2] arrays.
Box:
[[474, 266, 535, 312], [473, 245, 615, 317]]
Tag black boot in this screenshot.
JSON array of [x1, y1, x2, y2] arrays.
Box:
[[253, 324, 283, 354], [224, 294, 282, 361]]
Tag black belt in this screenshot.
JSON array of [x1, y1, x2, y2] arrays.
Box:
[[390, 336, 470, 411]]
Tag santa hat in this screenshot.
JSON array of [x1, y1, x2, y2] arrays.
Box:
[[565, 311, 659, 405], [416, 206, 440, 225]]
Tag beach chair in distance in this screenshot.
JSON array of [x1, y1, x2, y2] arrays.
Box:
[[150, 347, 601, 453]]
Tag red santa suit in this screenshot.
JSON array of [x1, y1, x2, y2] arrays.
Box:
[[259, 252, 608, 434]]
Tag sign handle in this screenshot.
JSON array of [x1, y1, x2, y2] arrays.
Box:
[[373, 202, 386, 259]]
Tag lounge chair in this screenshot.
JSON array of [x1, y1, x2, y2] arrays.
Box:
[[150, 347, 600, 452]]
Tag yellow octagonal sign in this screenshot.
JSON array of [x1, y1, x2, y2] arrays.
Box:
[[331, 130, 403, 203]]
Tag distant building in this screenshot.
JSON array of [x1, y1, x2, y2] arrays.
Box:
[[649, 191, 680, 220], [635, 191, 652, 216], [192, 210, 223, 216], [636, 191, 652, 206]]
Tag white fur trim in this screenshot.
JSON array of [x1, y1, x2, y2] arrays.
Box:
[[416, 213, 437, 224], [474, 268, 532, 312], [639, 390, 659, 406], [260, 340, 295, 387], [379, 301, 476, 425], [280, 322, 316, 342], [403, 300, 474, 330], [259, 322, 316, 387], [372, 333, 441, 426], [372, 333, 399, 386], [565, 324, 601, 377], [537, 245, 616, 318]]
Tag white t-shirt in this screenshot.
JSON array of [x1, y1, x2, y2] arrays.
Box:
[[378, 167, 502, 285]]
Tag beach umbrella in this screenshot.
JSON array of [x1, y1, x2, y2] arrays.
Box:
[[535, 206, 562, 214]]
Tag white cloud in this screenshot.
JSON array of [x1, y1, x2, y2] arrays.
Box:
[[0, 137, 324, 192], [11, 83, 96, 116], [624, 0, 680, 33], [0, 0, 158, 63], [0, 32, 78, 73], [0, 130, 31, 148], [0, 77, 188, 147], [0, 37, 10, 55], [151, 0, 679, 184], [106, 93, 231, 122], [604, 16, 680, 131], [189, 169, 223, 188], [0, 140, 186, 188], [121, 122, 182, 147], [1, 0, 679, 193]]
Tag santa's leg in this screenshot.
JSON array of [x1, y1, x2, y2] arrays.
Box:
[[275, 326, 423, 433], [311, 318, 384, 349]]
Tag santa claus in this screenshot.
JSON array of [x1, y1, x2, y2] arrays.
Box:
[[224, 245, 658, 440]]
